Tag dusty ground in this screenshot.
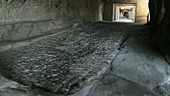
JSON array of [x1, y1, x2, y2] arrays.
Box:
[[0, 22, 169, 96]]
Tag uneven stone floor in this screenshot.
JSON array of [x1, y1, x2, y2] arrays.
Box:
[[0, 22, 169, 96]]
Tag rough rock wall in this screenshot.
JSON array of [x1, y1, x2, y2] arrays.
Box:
[[157, 0, 170, 47], [0, 0, 101, 42], [155, 0, 170, 64], [103, 0, 113, 21], [148, 0, 170, 64]]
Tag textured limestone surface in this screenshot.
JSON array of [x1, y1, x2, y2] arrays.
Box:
[[74, 73, 159, 96], [0, 0, 102, 42], [0, 74, 62, 96], [0, 73, 159, 96], [0, 0, 75, 41], [0, 19, 75, 41], [0, 22, 169, 96], [111, 29, 170, 90], [154, 81, 170, 96], [156, 0, 170, 66], [0, 26, 72, 52], [0, 0, 101, 23], [0, 22, 126, 95]]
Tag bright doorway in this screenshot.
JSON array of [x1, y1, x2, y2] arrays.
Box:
[[113, 4, 136, 23]]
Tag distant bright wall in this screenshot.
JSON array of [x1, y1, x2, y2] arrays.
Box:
[[103, 0, 149, 23]]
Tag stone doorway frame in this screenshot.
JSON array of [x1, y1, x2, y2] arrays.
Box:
[[113, 3, 137, 22]]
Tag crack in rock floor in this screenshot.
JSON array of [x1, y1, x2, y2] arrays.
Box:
[[0, 22, 169, 96]]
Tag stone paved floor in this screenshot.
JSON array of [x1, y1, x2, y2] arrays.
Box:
[[0, 22, 169, 96], [0, 22, 125, 95], [73, 72, 159, 96]]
